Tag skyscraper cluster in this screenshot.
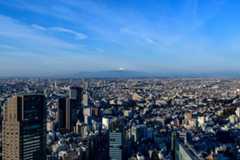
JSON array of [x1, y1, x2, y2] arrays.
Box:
[[2, 95, 46, 160], [1, 78, 240, 160]]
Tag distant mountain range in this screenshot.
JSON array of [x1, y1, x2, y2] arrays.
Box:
[[70, 70, 240, 79], [72, 70, 156, 78], [2, 70, 240, 79]]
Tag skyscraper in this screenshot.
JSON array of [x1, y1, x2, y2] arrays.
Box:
[[57, 97, 72, 131], [69, 86, 82, 103], [57, 86, 83, 131], [82, 93, 89, 107], [109, 131, 123, 160], [2, 95, 46, 160]]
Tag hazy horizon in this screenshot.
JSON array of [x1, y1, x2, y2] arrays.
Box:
[[1, 0, 240, 76]]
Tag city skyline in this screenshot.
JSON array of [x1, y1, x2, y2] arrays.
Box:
[[1, 0, 240, 76]]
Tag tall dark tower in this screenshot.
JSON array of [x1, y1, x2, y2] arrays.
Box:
[[69, 86, 84, 124], [2, 95, 46, 160], [57, 86, 83, 132], [69, 86, 83, 103], [57, 97, 71, 131]]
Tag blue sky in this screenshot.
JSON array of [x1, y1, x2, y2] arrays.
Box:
[[0, 0, 239, 76]]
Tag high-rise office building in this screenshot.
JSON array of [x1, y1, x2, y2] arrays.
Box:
[[82, 93, 89, 107], [109, 131, 123, 160], [2, 95, 46, 160], [172, 132, 202, 160], [69, 86, 84, 123], [69, 86, 82, 103], [57, 86, 83, 131], [57, 97, 71, 131]]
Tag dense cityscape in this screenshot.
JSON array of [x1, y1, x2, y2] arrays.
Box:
[[0, 78, 240, 160], [1, 0, 240, 159]]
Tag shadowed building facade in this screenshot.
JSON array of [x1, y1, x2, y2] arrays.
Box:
[[2, 95, 46, 160], [57, 97, 71, 131], [57, 86, 83, 131]]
